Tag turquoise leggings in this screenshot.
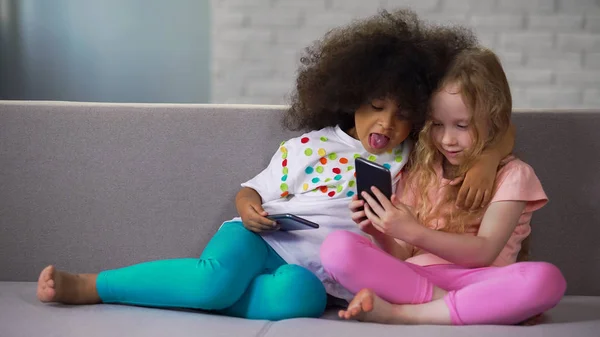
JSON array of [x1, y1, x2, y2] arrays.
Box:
[[96, 221, 327, 320]]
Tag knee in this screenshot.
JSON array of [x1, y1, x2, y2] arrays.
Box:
[[268, 265, 327, 320], [520, 262, 567, 308], [188, 260, 245, 310], [320, 230, 370, 280]]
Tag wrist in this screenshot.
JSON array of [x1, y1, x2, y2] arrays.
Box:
[[404, 220, 427, 246], [482, 148, 503, 163], [369, 229, 388, 241], [370, 231, 395, 249], [235, 195, 253, 213]]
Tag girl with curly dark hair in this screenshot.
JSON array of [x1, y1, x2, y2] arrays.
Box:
[[36, 9, 511, 321]]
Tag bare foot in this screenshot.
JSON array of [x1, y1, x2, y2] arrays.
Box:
[[37, 265, 101, 304], [339, 289, 396, 324], [37, 265, 59, 302]]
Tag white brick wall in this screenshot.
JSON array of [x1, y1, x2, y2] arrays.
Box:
[[211, 0, 600, 108]]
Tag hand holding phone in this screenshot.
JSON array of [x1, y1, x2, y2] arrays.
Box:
[[349, 194, 382, 236], [238, 200, 278, 233]]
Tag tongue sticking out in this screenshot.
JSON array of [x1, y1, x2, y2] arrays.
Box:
[[369, 133, 390, 150]]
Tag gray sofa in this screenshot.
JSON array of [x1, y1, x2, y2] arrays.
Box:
[[1, 101, 599, 337]]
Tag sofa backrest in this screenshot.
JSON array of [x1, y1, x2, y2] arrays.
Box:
[[0, 102, 599, 296]]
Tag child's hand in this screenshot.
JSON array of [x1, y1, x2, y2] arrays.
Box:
[[349, 195, 381, 237], [360, 187, 420, 240], [238, 199, 277, 233], [451, 155, 497, 210]]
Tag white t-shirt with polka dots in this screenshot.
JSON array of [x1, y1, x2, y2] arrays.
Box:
[[234, 125, 412, 300]]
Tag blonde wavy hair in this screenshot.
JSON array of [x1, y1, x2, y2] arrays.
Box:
[[405, 47, 512, 234]]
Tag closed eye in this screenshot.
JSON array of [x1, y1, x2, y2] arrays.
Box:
[[371, 104, 383, 111]]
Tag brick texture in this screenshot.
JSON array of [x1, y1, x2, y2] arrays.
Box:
[[211, 0, 600, 108]]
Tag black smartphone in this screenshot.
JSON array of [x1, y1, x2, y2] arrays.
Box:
[[267, 214, 320, 231], [355, 157, 393, 204]]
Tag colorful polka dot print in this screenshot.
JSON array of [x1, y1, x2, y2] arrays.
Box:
[[277, 134, 407, 199], [280, 180, 289, 197]]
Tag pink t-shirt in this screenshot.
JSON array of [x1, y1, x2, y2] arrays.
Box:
[[400, 156, 548, 267]]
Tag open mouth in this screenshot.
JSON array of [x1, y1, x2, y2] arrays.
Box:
[[369, 133, 390, 150]]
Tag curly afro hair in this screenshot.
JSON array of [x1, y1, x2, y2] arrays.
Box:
[[283, 9, 477, 138]]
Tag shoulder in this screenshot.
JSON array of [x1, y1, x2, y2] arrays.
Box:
[[279, 127, 336, 148], [496, 156, 539, 184], [491, 155, 547, 208]]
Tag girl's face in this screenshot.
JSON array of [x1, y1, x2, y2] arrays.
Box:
[[350, 97, 412, 154], [430, 83, 474, 166]]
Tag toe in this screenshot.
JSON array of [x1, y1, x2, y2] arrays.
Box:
[[362, 299, 373, 313], [41, 265, 54, 281]]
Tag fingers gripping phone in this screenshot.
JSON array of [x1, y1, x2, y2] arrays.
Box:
[[267, 214, 320, 231], [355, 157, 393, 206]]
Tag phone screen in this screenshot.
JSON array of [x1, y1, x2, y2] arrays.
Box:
[[355, 157, 393, 204]]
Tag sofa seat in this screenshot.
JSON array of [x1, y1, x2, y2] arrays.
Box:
[[2, 282, 599, 337]]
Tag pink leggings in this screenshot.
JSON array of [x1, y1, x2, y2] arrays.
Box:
[[320, 231, 567, 325]]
